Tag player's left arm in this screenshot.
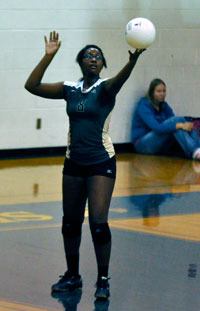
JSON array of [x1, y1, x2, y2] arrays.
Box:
[[104, 49, 145, 96]]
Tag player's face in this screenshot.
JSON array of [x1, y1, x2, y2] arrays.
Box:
[[81, 48, 103, 76], [153, 83, 166, 102]]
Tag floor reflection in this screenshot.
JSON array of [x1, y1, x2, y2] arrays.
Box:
[[93, 299, 109, 311], [51, 289, 82, 311], [51, 290, 110, 311], [130, 193, 171, 227], [0, 154, 200, 205], [1, 154, 200, 310], [115, 153, 200, 195]]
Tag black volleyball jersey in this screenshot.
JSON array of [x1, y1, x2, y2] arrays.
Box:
[[63, 78, 116, 165]]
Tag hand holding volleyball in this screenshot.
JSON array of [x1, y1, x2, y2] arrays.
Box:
[[125, 17, 156, 49], [128, 48, 146, 63]]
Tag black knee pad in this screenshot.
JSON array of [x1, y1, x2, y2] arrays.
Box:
[[62, 217, 82, 238], [90, 222, 111, 245]]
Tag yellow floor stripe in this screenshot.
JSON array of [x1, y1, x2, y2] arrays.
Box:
[[110, 213, 200, 242], [0, 299, 54, 311], [1, 213, 200, 243], [0, 223, 61, 232], [0, 211, 53, 224]]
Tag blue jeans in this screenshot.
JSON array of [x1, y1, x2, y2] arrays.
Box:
[[134, 117, 200, 158]]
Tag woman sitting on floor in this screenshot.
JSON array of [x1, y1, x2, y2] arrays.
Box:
[[131, 78, 200, 160]]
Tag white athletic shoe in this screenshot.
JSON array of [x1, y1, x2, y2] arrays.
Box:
[[192, 148, 200, 161]]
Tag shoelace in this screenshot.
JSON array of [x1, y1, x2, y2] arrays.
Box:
[[96, 276, 111, 287], [59, 271, 71, 279], [100, 276, 111, 281]]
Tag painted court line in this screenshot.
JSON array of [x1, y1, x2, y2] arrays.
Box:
[[1, 213, 200, 243], [110, 213, 200, 242]]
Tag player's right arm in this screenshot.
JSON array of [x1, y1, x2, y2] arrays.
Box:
[[24, 31, 64, 99], [104, 49, 145, 96]]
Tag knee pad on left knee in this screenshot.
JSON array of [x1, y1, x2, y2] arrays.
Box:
[[90, 222, 111, 245], [62, 217, 82, 238]]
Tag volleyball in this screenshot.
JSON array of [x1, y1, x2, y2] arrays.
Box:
[[125, 17, 156, 49]]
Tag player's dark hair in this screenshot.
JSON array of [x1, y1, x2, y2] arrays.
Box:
[[76, 45, 107, 68]]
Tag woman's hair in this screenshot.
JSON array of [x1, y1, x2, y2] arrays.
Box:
[[148, 78, 166, 100], [76, 44, 107, 68]]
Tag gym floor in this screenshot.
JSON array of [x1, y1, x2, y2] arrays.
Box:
[[0, 153, 200, 311]]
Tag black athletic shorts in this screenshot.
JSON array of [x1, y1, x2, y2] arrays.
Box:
[[63, 156, 116, 179]]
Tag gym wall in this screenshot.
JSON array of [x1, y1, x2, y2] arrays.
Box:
[[0, 0, 200, 149]]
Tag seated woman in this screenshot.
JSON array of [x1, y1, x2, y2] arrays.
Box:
[[131, 78, 200, 160]]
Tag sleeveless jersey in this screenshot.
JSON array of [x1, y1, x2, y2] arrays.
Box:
[[63, 78, 116, 165]]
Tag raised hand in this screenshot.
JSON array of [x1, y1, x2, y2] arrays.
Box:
[[44, 31, 61, 55], [128, 48, 146, 62]]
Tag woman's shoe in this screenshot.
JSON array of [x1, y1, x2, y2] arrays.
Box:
[[51, 271, 82, 292], [193, 148, 200, 160], [95, 276, 110, 300]]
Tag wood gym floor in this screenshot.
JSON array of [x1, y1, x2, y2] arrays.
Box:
[[0, 153, 200, 311]]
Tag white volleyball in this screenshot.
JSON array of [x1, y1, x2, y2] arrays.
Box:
[[125, 17, 156, 49]]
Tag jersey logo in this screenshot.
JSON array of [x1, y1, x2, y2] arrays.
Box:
[[107, 169, 112, 174], [77, 101, 85, 112]]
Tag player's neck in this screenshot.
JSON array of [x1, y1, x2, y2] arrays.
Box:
[[83, 75, 99, 90]]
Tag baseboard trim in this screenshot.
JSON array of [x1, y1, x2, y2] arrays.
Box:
[[0, 143, 134, 160]]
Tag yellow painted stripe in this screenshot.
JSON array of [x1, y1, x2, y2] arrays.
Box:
[[110, 214, 200, 242], [0, 211, 53, 224], [0, 223, 61, 233], [1, 214, 200, 244], [0, 299, 55, 311], [0, 208, 126, 226]]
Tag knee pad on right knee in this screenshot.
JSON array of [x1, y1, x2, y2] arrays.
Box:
[[62, 217, 82, 238], [90, 222, 111, 245]]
